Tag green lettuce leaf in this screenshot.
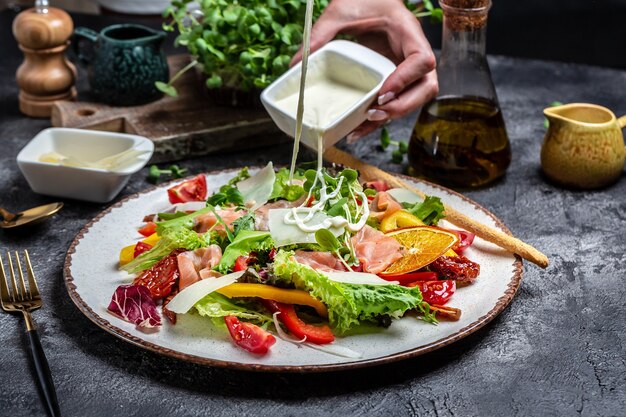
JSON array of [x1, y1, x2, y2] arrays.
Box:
[[268, 168, 305, 202], [216, 230, 274, 273], [272, 251, 431, 333], [155, 206, 214, 235], [194, 293, 272, 326], [404, 196, 445, 225], [121, 226, 213, 274]]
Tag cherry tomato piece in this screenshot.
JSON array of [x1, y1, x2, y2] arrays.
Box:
[[133, 241, 153, 258], [407, 280, 456, 305], [138, 222, 157, 237], [167, 174, 207, 204], [233, 255, 250, 272], [379, 271, 438, 285], [224, 315, 276, 355], [264, 300, 334, 345], [133, 249, 184, 300]]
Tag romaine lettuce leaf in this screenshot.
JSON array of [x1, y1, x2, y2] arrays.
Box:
[[195, 293, 272, 326], [216, 230, 274, 273], [272, 251, 429, 333], [122, 226, 212, 273]]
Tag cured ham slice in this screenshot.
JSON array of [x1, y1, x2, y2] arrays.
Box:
[[255, 197, 305, 231], [293, 250, 347, 273], [351, 225, 405, 274], [194, 209, 246, 233], [368, 191, 403, 221], [177, 245, 223, 290]]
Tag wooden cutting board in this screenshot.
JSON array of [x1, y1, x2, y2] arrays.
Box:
[[51, 55, 288, 163]]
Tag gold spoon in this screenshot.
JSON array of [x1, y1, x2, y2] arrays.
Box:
[[0, 202, 64, 229]]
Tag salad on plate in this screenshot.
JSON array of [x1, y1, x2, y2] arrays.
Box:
[[108, 163, 480, 356]]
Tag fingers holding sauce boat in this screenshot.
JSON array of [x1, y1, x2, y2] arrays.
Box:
[[290, 0, 438, 142]]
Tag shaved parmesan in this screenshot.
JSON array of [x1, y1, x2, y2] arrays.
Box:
[[387, 188, 423, 205], [165, 271, 245, 314], [325, 271, 399, 286], [268, 208, 343, 247], [237, 162, 276, 210]]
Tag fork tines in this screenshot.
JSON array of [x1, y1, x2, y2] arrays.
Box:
[[0, 250, 41, 307]]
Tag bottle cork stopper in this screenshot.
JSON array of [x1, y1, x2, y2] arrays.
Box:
[[440, 0, 491, 31]]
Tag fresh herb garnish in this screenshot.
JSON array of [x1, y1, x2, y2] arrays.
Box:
[[232, 212, 256, 237], [148, 164, 187, 184], [380, 126, 408, 164], [206, 167, 250, 207], [406, 0, 443, 24]]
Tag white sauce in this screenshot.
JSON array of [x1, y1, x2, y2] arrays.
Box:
[[273, 78, 368, 129], [283, 0, 369, 236]]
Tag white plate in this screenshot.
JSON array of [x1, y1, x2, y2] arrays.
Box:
[[64, 168, 522, 372]]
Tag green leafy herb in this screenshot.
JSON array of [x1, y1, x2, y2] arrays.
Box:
[[216, 231, 274, 273], [544, 101, 564, 128], [206, 167, 250, 207], [148, 164, 188, 184], [407, 0, 444, 24], [315, 229, 341, 252], [380, 126, 408, 164], [231, 212, 255, 237], [404, 196, 446, 225], [326, 197, 349, 217], [162, 0, 330, 93], [269, 168, 305, 202]]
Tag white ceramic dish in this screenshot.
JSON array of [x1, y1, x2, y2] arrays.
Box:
[[261, 40, 396, 151], [17, 128, 154, 203], [64, 168, 522, 372]]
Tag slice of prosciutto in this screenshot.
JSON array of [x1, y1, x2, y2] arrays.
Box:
[[194, 208, 246, 233], [177, 245, 223, 291], [368, 191, 403, 222], [293, 250, 347, 273], [254, 197, 305, 231], [351, 225, 405, 274]]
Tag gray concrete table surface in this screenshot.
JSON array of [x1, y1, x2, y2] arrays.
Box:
[[1, 9, 625, 417]]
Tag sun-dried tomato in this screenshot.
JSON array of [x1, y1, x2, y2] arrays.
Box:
[[133, 249, 185, 300], [429, 255, 480, 283]]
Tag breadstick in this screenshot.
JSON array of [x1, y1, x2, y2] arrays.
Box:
[[324, 146, 549, 268]]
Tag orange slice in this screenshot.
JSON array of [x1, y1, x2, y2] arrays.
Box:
[[380, 226, 459, 275]]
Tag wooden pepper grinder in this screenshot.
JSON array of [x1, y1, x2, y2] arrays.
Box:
[[12, 0, 77, 118]]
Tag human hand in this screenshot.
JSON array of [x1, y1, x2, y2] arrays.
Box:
[[291, 0, 438, 142]]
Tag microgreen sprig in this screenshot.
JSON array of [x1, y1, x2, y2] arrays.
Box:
[[380, 126, 408, 164], [315, 229, 352, 270], [148, 164, 188, 184], [407, 0, 443, 24]]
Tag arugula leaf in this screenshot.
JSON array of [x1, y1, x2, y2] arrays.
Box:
[[206, 167, 250, 207], [404, 196, 446, 225], [232, 212, 255, 237]]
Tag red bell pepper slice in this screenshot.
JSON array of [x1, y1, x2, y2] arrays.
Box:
[[264, 300, 334, 345]]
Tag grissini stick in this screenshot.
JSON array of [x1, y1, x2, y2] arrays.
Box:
[[324, 146, 549, 268]]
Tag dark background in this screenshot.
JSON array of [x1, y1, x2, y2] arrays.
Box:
[[423, 0, 626, 69]]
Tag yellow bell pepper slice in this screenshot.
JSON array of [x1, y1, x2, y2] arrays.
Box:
[[217, 283, 328, 318], [380, 210, 425, 232], [119, 233, 162, 266]]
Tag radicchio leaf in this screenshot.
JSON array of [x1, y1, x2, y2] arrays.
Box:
[[107, 284, 162, 330]]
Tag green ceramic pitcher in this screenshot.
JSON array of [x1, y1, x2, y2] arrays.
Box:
[[73, 24, 169, 106]]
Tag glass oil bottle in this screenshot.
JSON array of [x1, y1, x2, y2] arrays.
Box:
[[408, 0, 511, 188]]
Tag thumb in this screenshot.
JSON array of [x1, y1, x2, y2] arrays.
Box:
[[290, 14, 341, 67]]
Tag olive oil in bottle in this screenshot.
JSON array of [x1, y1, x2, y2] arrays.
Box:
[[408, 96, 511, 187], [409, 0, 512, 188]]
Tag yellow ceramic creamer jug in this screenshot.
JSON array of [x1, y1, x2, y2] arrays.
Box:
[[541, 103, 626, 189]]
